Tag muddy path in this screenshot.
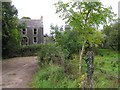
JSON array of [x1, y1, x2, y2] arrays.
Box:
[[2, 56, 38, 88]]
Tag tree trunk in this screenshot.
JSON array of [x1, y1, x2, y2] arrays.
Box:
[[79, 40, 86, 74], [86, 51, 94, 88]]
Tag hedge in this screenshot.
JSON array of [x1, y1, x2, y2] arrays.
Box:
[[4, 44, 45, 58]]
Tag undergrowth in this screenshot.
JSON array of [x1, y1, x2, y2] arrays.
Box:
[[30, 49, 119, 88], [29, 64, 78, 88]]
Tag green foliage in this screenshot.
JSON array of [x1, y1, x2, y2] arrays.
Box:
[[54, 0, 115, 77], [79, 49, 119, 88], [4, 44, 44, 58], [30, 48, 118, 88], [102, 19, 118, 50], [37, 43, 69, 66], [19, 44, 43, 57], [93, 49, 119, 88], [65, 54, 80, 79], [54, 0, 115, 46], [30, 64, 78, 88], [50, 24, 82, 57], [2, 2, 20, 58]]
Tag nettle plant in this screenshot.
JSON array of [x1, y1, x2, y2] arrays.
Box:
[[54, 0, 115, 73]]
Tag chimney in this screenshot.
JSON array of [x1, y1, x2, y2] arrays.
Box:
[[40, 16, 43, 27], [40, 16, 43, 22]]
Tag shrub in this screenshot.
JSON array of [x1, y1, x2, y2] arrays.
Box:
[[30, 64, 65, 88], [37, 43, 69, 66], [64, 54, 79, 79], [30, 64, 78, 88], [19, 44, 43, 56], [4, 44, 44, 58], [54, 29, 82, 58]]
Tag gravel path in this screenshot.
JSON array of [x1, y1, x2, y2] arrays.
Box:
[[2, 56, 38, 88]]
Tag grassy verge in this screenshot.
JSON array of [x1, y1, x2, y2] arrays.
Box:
[[29, 64, 78, 88], [29, 49, 119, 88], [93, 49, 119, 88]]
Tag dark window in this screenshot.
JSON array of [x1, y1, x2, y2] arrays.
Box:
[[21, 37, 28, 45], [22, 29, 26, 34], [34, 28, 37, 35], [33, 37, 37, 43]]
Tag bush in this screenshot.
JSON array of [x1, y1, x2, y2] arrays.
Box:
[[30, 64, 78, 88], [3, 43, 69, 61], [3, 44, 44, 58], [37, 43, 69, 66], [65, 54, 79, 79], [30, 64, 65, 88], [19, 44, 43, 56], [54, 29, 82, 58]]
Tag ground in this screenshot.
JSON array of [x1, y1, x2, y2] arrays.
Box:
[[2, 56, 38, 88]]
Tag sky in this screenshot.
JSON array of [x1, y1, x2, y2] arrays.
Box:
[[12, 0, 119, 35]]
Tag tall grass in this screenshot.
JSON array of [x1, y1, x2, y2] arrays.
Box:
[[30, 49, 119, 88], [29, 64, 78, 88], [93, 49, 119, 88]]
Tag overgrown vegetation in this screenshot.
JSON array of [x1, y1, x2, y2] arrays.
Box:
[[4, 44, 55, 58], [29, 0, 118, 88], [2, 0, 119, 88], [54, 0, 115, 75], [30, 64, 78, 88], [37, 43, 69, 66], [30, 49, 119, 88], [102, 19, 119, 50], [50, 25, 82, 57], [2, 2, 20, 58], [93, 49, 119, 88]]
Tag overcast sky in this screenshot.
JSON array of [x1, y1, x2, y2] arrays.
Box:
[[12, 0, 119, 35]]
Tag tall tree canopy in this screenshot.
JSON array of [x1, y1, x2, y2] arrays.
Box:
[[54, 0, 115, 73], [2, 2, 20, 58]]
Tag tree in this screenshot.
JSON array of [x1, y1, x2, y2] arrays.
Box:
[[102, 19, 118, 50], [2, 2, 20, 58], [54, 0, 115, 74], [50, 24, 82, 58]]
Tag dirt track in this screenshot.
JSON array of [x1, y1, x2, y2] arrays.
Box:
[[2, 56, 38, 88]]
